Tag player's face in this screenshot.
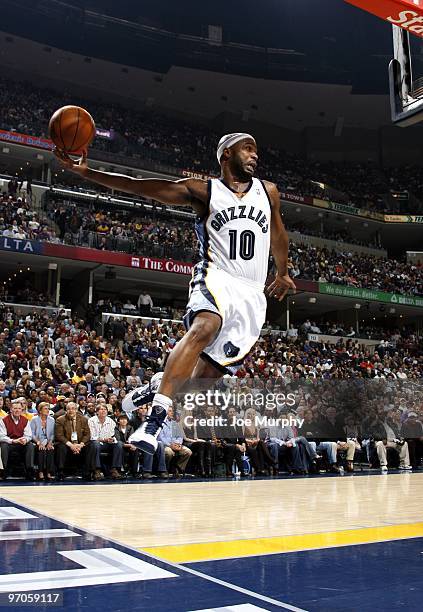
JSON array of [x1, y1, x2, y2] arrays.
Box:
[[230, 139, 258, 179]]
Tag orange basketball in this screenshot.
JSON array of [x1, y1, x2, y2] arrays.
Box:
[[48, 105, 96, 154]]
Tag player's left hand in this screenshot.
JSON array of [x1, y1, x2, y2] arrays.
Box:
[[53, 147, 88, 175], [266, 274, 296, 301]]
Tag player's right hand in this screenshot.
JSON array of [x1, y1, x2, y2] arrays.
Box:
[[266, 273, 296, 301], [53, 147, 88, 175]]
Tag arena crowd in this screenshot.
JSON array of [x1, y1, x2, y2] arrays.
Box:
[[0, 305, 421, 481], [0, 77, 422, 482], [1, 76, 422, 213], [2, 189, 422, 298]]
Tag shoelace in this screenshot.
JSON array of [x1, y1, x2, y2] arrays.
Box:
[[133, 391, 145, 407], [145, 414, 162, 435]]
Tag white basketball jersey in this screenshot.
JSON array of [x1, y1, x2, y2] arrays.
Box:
[[195, 178, 271, 287]]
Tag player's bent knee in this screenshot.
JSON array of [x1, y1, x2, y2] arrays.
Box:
[[188, 314, 221, 348]]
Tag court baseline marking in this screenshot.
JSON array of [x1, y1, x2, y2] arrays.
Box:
[[0, 495, 307, 612], [140, 521, 423, 563]]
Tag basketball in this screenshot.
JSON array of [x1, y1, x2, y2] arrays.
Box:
[[48, 105, 96, 154]]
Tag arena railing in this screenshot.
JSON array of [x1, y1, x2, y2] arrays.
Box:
[[0, 302, 71, 317], [42, 186, 388, 257], [306, 332, 380, 351]]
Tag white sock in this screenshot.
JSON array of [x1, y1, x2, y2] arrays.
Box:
[[152, 393, 172, 414]]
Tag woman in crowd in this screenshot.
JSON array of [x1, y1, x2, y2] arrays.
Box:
[[30, 401, 55, 480]]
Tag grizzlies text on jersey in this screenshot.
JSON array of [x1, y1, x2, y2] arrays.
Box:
[[195, 177, 271, 287]]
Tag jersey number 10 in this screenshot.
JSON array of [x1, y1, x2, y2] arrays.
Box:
[[228, 230, 255, 261]]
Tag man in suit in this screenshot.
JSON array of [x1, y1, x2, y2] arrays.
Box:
[[55, 402, 95, 480], [401, 412, 423, 469], [219, 405, 248, 477]]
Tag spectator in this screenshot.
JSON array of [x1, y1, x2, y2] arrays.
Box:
[[123, 300, 136, 312], [110, 318, 126, 358], [137, 291, 153, 315], [130, 404, 168, 479], [30, 401, 55, 480], [0, 398, 35, 480], [55, 401, 94, 480], [159, 406, 192, 476], [114, 413, 140, 477], [243, 408, 276, 476], [88, 404, 123, 480], [401, 412, 423, 469], [372, 410, 412, 472], [219, 406, 248, 477]]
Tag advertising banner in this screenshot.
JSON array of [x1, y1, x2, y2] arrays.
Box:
[[345, 0, 423, 39], [319, 282, 423, 308], [42, 243, 194, 274]]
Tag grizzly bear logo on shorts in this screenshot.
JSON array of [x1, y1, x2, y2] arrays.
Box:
[[223, 341, 240, 358]]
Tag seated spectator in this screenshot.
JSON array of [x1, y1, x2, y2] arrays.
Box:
[[158, 406, 192, 477], [88, 404, 123, 480], [0, 398, 35, 480], [401, 412, 423, 469], [320, 406, 359, 472], [298, 410, 340, 473], [375, 437, 411, 472], [114, 414, 140, 478], [371, 409, 412, 472], [219, 406, 248, 477], [243, 408, 276, 476], [130, 404, 168, 479], [55, 401, 94, 481], [0, 396, 7, 418], [286, 324, 298, 340], [182, 415, 213, 477], [260, 417, 308, 475], [30, 401, 55, 480], [126, 368, 142, 389], [123, 300, 136, 311], [111, 404, 123, 422]]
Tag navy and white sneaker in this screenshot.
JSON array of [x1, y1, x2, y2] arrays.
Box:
[[122, 372, 163, 417], [128, 405, 168, 455]]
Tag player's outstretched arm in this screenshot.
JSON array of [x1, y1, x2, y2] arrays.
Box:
[[265, 181, 296, 301], [54, 148, 206, 212]]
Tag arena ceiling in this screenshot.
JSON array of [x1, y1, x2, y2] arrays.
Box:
[[2, 0, 421, 131], [0, 31, 393, 131], [1, 0, 399, 92]]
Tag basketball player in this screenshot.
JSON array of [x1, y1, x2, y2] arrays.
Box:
[[55, 133, 296, 454]]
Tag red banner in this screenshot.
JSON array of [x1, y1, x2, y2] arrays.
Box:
[[294, 279, 319, 293], [0, 129, 53, 150], [42, 243, 194, 275], [345, 0, 423, 38]]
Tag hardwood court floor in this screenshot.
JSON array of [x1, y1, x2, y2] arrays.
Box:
[[2, 472, 423, 562]]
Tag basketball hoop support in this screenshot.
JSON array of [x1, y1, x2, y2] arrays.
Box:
[[389, 25, 423, 126]]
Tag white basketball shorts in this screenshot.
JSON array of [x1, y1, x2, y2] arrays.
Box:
[[183, 262, 267, 373]]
